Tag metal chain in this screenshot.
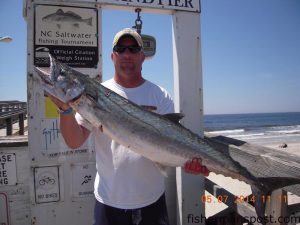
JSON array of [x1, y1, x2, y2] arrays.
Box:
[[132, 8, 142, 34]]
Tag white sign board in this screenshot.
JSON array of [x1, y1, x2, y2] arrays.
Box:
[[34, 166, 60, 203], [41, 119, 90, 157], [74, 0, 200, 12], [34, 5, 98, 68], [0, 192, 10, 225], [71, 163, 96, 198], [0, 153, 17, 186]]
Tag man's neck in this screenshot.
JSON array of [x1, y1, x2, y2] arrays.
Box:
[[114, 74, 145, 88]]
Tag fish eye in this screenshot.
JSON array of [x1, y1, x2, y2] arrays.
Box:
[[60, 68, 66, 75]]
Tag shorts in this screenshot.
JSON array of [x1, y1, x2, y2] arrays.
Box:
[[92, 193, 170, 225]]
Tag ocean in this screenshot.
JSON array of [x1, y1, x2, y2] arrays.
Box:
[[204, 112, 300, 146]]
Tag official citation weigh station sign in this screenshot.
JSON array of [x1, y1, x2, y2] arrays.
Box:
[[34, 5, 98, 68]]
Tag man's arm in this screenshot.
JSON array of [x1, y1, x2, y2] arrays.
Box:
[[48, 95, 90, 149]]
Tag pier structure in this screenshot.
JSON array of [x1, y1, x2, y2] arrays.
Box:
[[0, 101, 27, 136]]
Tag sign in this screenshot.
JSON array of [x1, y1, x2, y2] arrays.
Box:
[[41, 119, 61, 151], [0, 153, 17, 186], [34, 166, 60, 203], [44, 96, 59, 118], [34, 5, 98, 68], [75, 0, 200, 12], [71, 163, 96, 198], [0, 193, 10, 225], [40, 118, 90, 157]]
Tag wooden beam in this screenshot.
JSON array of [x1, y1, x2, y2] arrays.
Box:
[[205, 178, 260, 225], [266, 189, 288, 225]]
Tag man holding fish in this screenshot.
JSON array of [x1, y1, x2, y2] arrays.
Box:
[[47, 28, 208, 225]]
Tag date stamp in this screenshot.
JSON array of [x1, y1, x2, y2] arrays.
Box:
[[201, 194, 287, 204]]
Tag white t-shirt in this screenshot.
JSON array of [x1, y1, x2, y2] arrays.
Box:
[[76, 78, 174, 209]]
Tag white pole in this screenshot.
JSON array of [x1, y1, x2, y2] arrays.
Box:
[[172, 11, 205, 225]]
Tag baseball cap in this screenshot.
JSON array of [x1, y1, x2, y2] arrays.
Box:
[[112, 28, 143, 49]]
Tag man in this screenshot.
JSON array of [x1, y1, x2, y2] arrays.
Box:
[[49, 28, 208, 225]]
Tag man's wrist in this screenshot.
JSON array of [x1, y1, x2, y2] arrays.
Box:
[[59, 107, 73, 115]]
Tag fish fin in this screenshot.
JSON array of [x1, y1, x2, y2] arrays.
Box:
[[154, 163, 168, 177], [55, 9, 64, 15], [163, 113, 184, 124], [73, 23, 80, 28], [252, 177, 300, 223], [65, 11, 82, 19]]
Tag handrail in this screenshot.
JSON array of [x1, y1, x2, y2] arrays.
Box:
[[0, 101, 27, 113], [0, 101, 27, 136]]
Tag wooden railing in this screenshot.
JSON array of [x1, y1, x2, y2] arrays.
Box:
[[0, 101, 27, 136], [204, 134, 300, 225]]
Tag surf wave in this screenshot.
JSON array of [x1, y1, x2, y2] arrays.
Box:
[[207, 129, 244, 134]]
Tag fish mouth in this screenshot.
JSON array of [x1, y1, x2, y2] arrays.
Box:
[[35, 67, 54, 86]]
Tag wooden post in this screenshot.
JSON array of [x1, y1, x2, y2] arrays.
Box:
[[266, 189, 288, 225], [5, 117, 12, 136], [19, 113, 25, 135]]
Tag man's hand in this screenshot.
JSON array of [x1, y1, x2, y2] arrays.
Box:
[[184, 158, 209, 176], [46, 93, 70, 111]]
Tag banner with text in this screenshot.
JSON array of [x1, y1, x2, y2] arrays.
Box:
[[34, 5, 98, 68]]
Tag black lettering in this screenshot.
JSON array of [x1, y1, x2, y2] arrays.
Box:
[[7, 154, 12, 161], [174, 0, 184, 7], [0, 178, 8, 185], [184, 0, 193, 8], [0, 155, 6, 162], [38, 194, 44, 199], [194, 216, 200, 223], [0, 170, 7, 177], [200, 214, 206, 223], [0, 154, 13, 162], [41, 30, 52, 37], [142, 0, 154, 3]]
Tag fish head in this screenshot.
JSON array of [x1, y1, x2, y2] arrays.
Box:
[[35, 54, 85, 103]]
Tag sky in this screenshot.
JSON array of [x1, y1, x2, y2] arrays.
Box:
[[0, 0, 300, 115]]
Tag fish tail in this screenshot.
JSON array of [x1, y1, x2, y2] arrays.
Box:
[[85, 17, 92, 26], [252, 177, 300, 225]]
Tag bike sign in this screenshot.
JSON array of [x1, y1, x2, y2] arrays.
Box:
[[34, 166, 60, 203]]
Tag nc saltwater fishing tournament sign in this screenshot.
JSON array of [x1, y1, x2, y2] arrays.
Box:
[[34, 5, 98, 68]]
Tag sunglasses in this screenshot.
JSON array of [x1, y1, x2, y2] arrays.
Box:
[[113, 45, 142, 54]]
